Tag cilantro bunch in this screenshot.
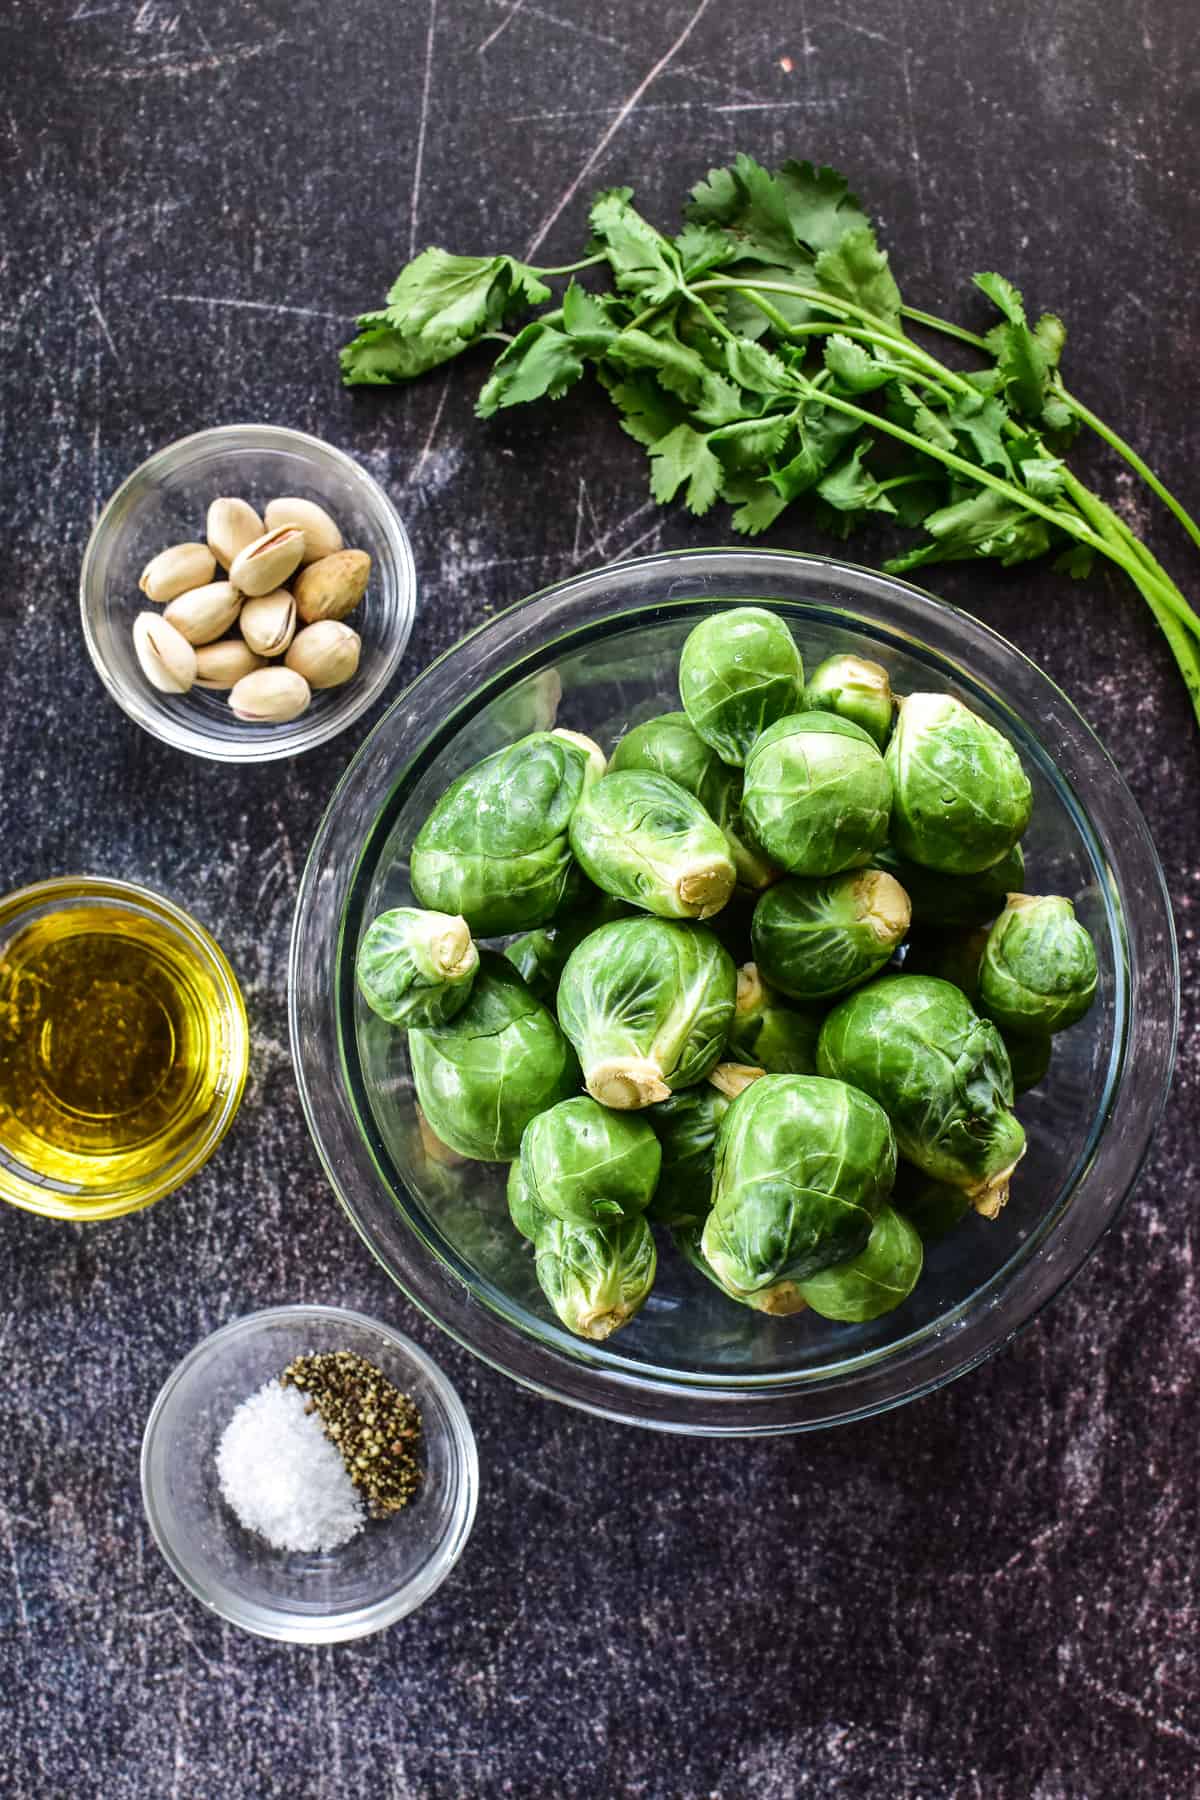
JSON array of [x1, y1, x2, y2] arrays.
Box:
[[342, 155, 1200, 726]]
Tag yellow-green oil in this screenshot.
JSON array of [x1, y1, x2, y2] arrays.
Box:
[[0, 897, 243, 1216]]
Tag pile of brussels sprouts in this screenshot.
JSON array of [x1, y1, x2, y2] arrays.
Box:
[[356, 607, 1099, 1343]]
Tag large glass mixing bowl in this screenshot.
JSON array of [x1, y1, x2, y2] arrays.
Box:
[[289, 551, 1178, 1434]]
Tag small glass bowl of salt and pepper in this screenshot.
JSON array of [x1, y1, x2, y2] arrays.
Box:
[[141, 1305, 478, 1642]]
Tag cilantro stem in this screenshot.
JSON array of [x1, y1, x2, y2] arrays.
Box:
[[899, 306, 991, 352], [1054, 386, 1200, 557], [534, 254, 608, 277]]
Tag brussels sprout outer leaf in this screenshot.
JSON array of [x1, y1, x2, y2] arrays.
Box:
[[751, 869, 911, 1001], [356, 907, 479, 1028], [533, 1215, 657, 1340], [885, 694, 1033, 875], [742, 711, 892, 878], [610, 711, 776, 890], [702, 1073, 896, 1291], [507, 1157, 551, 1240], [728, 962, 825, 1073], [557, 917, 737, 1108], [872, 842, 1025, 930], [411, 730, 593, 934], [798, 1204, 923, 1321], [978, 894, 1099, 1035], [678, 606, 805, 766], [409, 952, 579, 1160], [804, 654, 895, 751], [569, 769, 737, 920], [520, 1096, 661, 1225], [645, 1081, 729, 1225], [817, 973, 1025, 1216], [673, 1219, 808, 1315], [503, 891, 632, 1003]]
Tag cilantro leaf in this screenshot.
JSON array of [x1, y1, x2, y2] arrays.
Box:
[[768, 403, 861, 500], [561, 280, 617, 348], [386, 249, 550, 339], [886, 489, 1054, 571], [602, 369, 691, 448], [886, 383, 957, 452], [648, 424, 722, 514], [724, 337, 796, 398], [813, 227, 904, 332], [687, 154, 870, 266], [721, 471, 790, 535], [823, 334, 897, 393], [476, 321, 584, 417], [340, 324, 469, 386], [816, 441, 898, 516], [606, 328, 712, 404], [946, 390, 1013, 476], [674, 222, 735, 280], [589, 189, 684, 304], [707, 413, 792, 470]]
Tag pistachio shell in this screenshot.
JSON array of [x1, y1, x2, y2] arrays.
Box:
[[206, 497, 264, 572], [228, 526, 306, 597], [284, 620, 361, 688], [133, 611, 197, 694], [239, 588, 297, 657], [293, 549, 371, 623], [229, 667, 311, 724], [194, 639, 265, 689], [138, 542, 216, 604], [264, 496, 344, 564], [163, 580, 242, 646]]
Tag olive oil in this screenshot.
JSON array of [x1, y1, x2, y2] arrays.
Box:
[[0, 883, 247, 1218]]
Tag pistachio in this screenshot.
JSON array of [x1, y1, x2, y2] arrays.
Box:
[[206, 496, 264, 572], [285, 620, 361, 689], [138, 542, 216, 604], [228, 526, 306, 597], [264, 496, 344, 565], [240, 588, 297, 657], [293, 549, 371, 623], [229, 666, 311, 724], [132, 611, 197, 694], [194, 639, 265, 690], [163, 580, 242, 646]]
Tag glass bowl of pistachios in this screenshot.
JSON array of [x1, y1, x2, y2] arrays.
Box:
[[80, 424, 417, 762]]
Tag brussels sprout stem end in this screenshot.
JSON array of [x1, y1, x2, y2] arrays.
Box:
[[587, 1058, 672, 1109], [677, 857, 737, 918]]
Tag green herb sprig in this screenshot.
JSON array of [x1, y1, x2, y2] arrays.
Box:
[[342, 155, 1200, 727]]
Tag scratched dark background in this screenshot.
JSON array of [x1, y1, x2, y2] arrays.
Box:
[[2, 0, 1199, 1795]]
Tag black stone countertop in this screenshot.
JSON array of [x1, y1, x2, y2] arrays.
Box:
[[3, 2, 1199, 1794]]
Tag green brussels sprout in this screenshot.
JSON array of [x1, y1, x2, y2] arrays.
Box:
[[872, 842, 1025, 930], [817, 974, 1025, 1218], [519, 1096, 661, 1225], [557, 917, 737, 1109], [568, 770, 737, 920], [409, 952, 579, 1161], [728, 963, 824, 1073], [533, 1214, 657, 1341], [798, 1205, 923, 1322], [503, 891, 631, 1004], [885, 694, 1032, 875], [610, 711, 776, 891], [902, 927, 989, 1004], [804, 654, 895, 750], [355, 907, 480, 1029], [411, 728, 602, 935], [978, 894, 1099, 1035], [742, 712, 891, 877], [891, 1162, 973, 1243], [506, 1156, 550, 1241], [751, 869, 911, 1002], [678, 606, 805, 766], [672, 1219, 808, 1316], [644, 1065, 762, 1226], [1003, 1029, 1053, 1093], [701, 1074, 897, 1295]]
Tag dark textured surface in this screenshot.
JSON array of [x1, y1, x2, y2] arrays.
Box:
[[3, 1, 1200, 1795]]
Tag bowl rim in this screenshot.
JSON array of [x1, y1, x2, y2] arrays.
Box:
[[0, 873, 249, 1221], [79, 423, 417, 764], [288, 547, 1179, 1434], [140, 1302, 479, 1643]]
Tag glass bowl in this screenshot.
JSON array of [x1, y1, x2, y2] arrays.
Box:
[[0, 875, 248, 1221], [141, 1304, 478, 1643], [288, 550, 1178, 1435], [80, 425, 416, 762]]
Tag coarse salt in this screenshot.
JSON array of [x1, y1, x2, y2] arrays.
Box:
[[216, 1378, 364, 1553]]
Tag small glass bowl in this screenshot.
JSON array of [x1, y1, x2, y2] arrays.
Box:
[[80, 425, 416, 762], [0, 875, 248, 1221], [141, 1305, 478, 1643]]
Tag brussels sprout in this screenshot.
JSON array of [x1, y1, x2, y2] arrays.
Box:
[[610, 712, 776, 891], [409, 952, 579, 1160], [503, 891, 631, 1003], [568, 770, 737, 921], [902, 927, 989, 1004], [534, 1214, 657, 1340], [804, 654, 895, 750], [872, 842, 1025, 930], [356, 907, 480, 1029], [817, 974, 1025, 1218], [798, 1205, 923, 1322], [742, 712, 891, 877], [678, 606, 805, 766], [506, 1156, 550, 1241], [1003, 1029, 1053, 1094], [557, 917, 737, 1109], [728, 963, 823, 1074], [519, 1096, 661, 1225], [411, 729, 602, 935], [701, 1074, 897, 1295], [891, 1162, 973, 1243], [644, 1065, 762, 1226], [978, 894, 1098, 1036], [885, 694, 1032, 875], [751, 870, 911, 1001], [672, 1219, 808, 1316]]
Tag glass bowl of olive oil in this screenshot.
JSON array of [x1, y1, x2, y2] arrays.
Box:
[[0, 877, 248, 1220]]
